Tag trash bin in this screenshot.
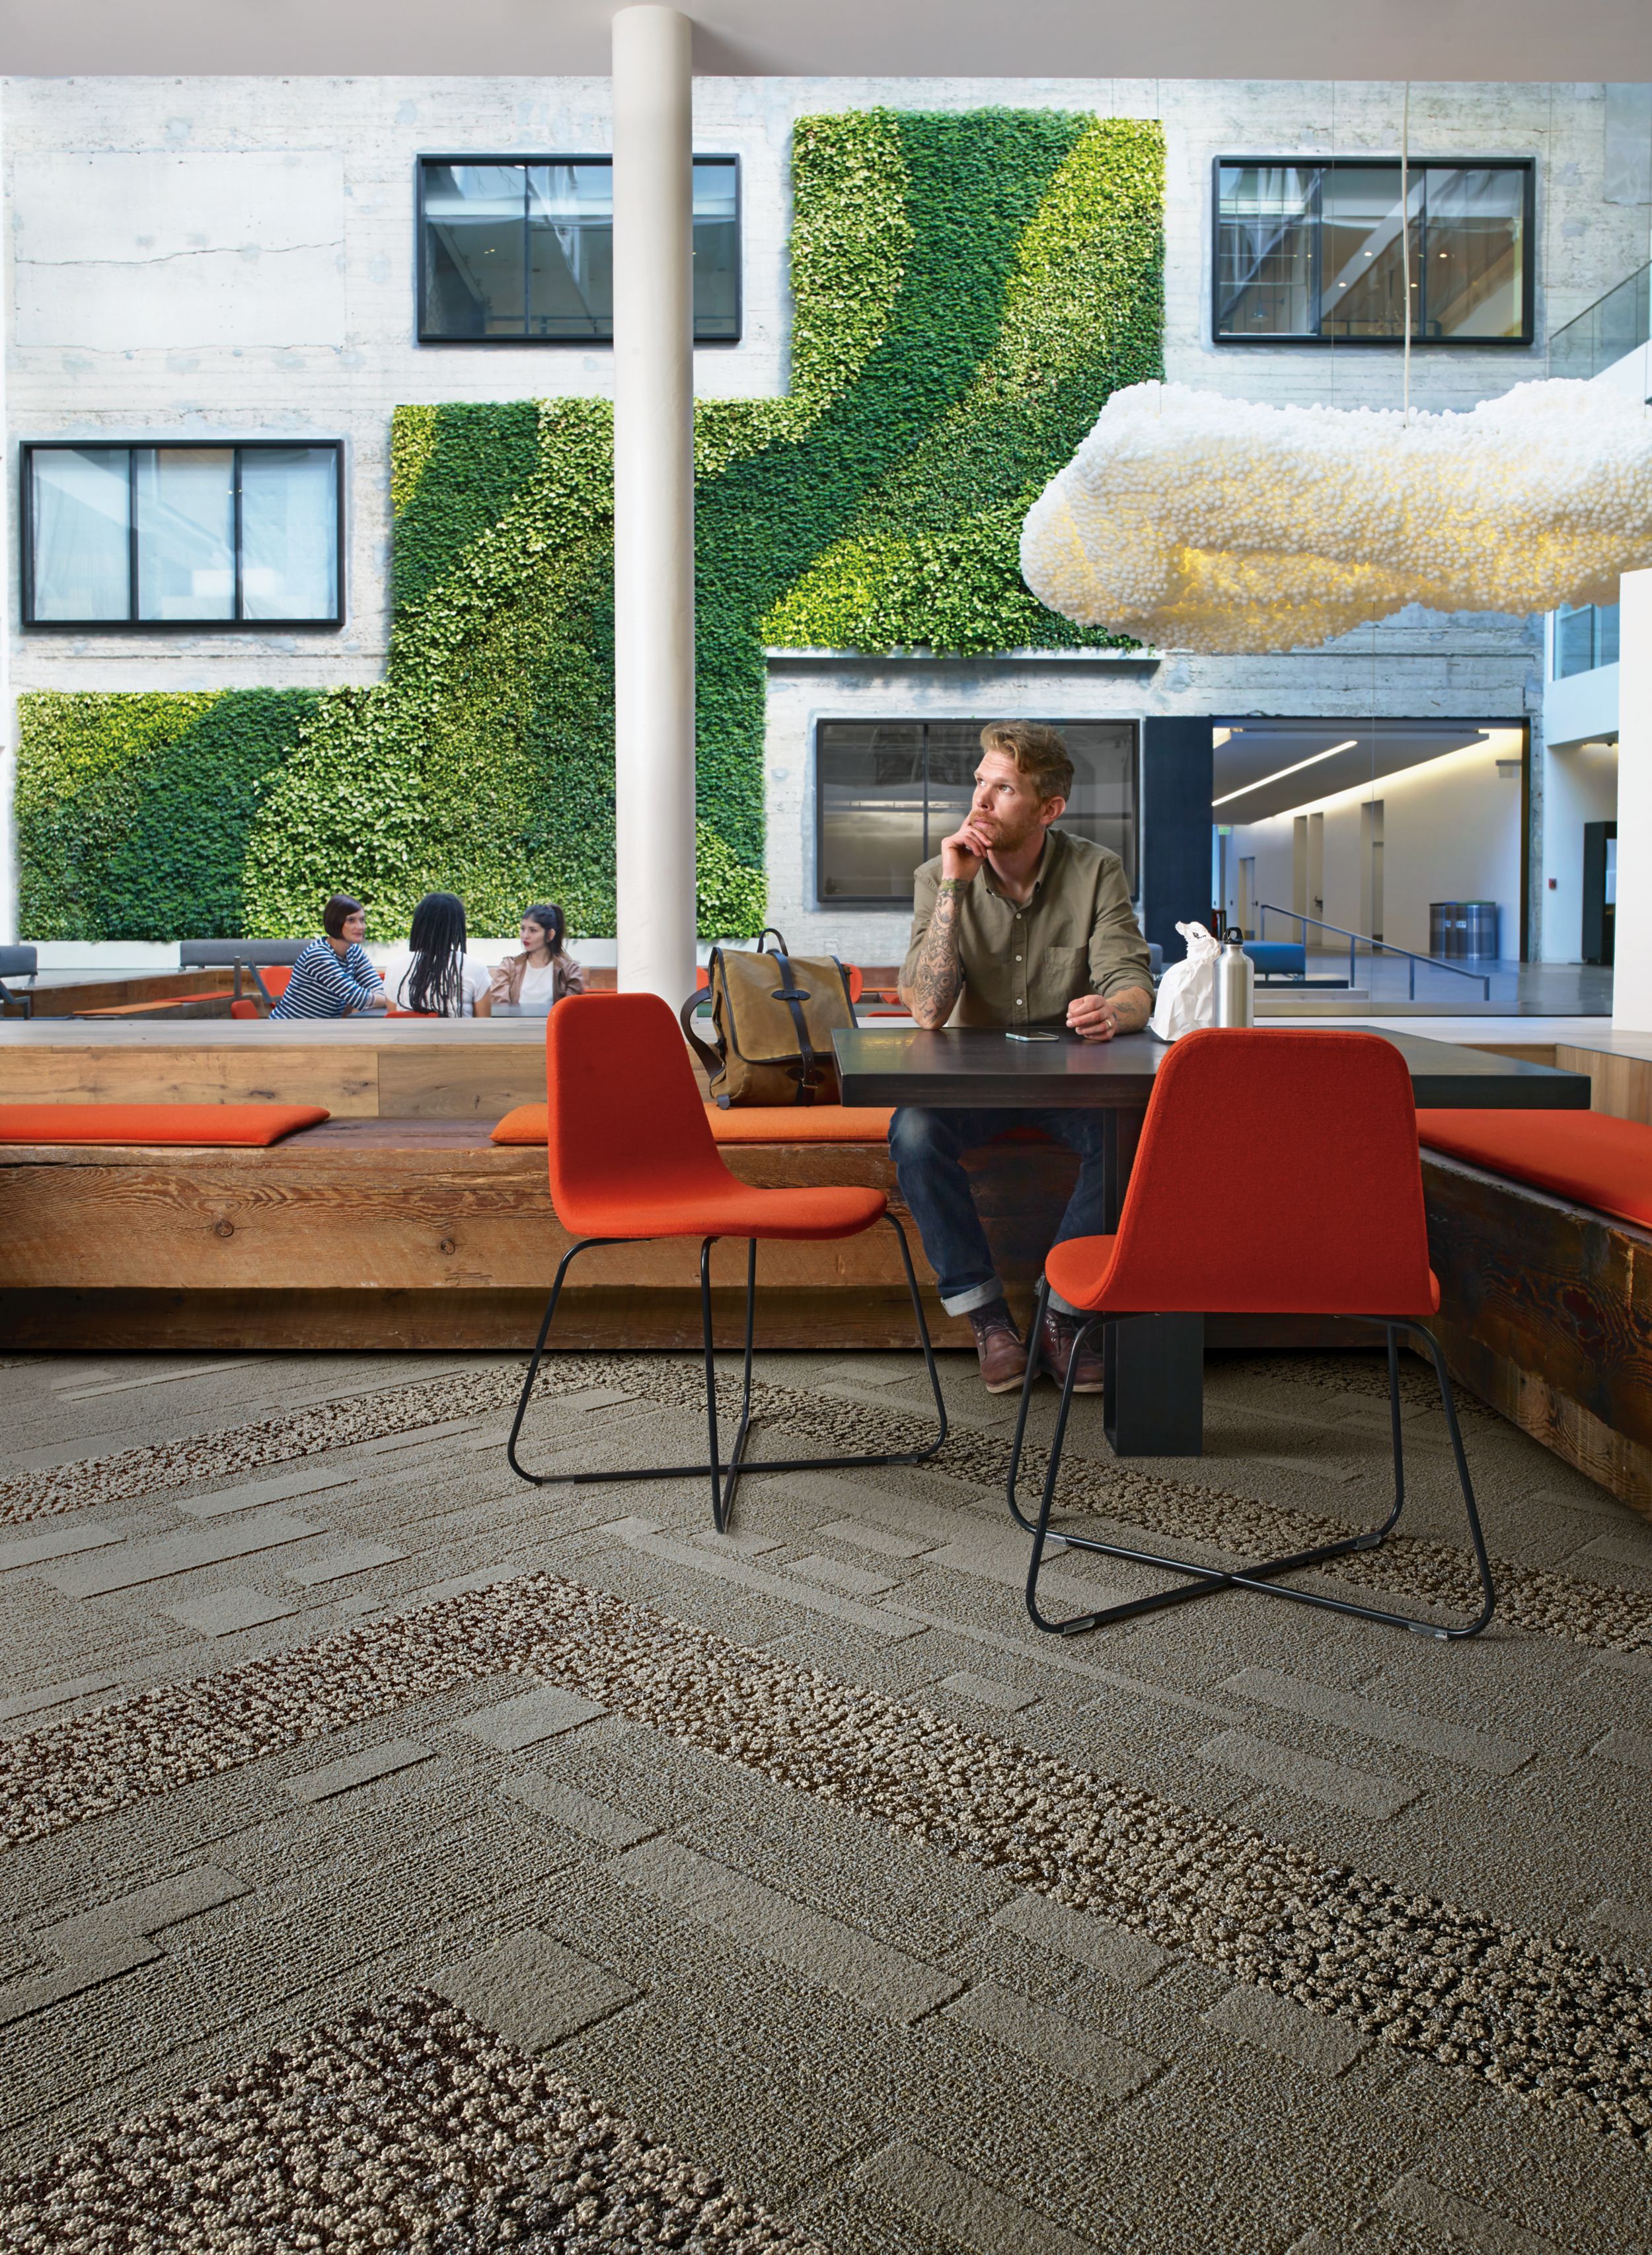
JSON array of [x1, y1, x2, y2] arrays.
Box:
[[1429, 901, 1499, 959]]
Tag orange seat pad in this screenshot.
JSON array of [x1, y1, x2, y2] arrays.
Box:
[[0, 1103, 330, 1147], [1418, 1107, 1652, 1233], [490, 1101, 893, 1146]]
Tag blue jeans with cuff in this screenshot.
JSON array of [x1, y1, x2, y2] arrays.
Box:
[[889, 1105, 1112, 1321]]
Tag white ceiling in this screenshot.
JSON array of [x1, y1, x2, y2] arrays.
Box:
[[4, 0, 1649, 81], [1211, 721, 1517, 823]]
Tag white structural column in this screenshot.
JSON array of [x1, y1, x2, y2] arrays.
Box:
[[611, 3, 696, 1004], [1613, 569, 1652, 1029]]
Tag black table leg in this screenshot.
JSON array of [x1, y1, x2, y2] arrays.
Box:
[[1104, 1314, 1205, 1456], [1098, 1105, 1203, 1457]]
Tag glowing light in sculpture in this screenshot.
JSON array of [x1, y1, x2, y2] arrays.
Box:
[[1020, 379, 1652, 654]]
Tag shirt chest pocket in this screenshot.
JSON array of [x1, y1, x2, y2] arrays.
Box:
[[1039, 943, 1088, 995]]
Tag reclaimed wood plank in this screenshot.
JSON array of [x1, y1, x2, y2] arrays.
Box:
[[0, 1045, 381, 1115], [377, 1045, 545, 1119], [1423, 1149, 1652, 1512]]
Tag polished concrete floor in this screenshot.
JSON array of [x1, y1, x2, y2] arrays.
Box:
[[1, 1343, 1650, 2250], [1269, 954, 1614, 1016]]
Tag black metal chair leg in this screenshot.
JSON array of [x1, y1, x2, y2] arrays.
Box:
[[1410, 1321, 1496, 1637], [1006, 1278, 1050, 1536], [507, 1214, 948, 1533], [1009, 1307, 1497, 1641], [506, 1237, 627, 1482], [699, 1237, 728, 1532], [887, 1212, 950, 1457], [1024, 1307, 1100, 1633]]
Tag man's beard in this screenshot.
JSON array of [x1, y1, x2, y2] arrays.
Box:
[[981, 805, 1044, 853]]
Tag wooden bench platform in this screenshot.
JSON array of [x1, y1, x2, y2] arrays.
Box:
[[1423, 1148, 1652, 1514], [6, 1014, 1652, 1516], [0, 1115, 1095, 1354]]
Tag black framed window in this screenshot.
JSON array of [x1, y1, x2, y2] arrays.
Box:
[[418, 155, 740, 344], [1214, 158, 1533, 345], [816, 720, 1139, 906], [22, 441, 343, 630], [1554, 600, 1621, 679]]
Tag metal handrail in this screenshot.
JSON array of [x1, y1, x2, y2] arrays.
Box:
[[1256, 905, 1492, 1002]]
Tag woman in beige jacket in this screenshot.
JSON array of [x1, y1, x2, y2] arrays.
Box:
[[488, 903, 585, 1013]]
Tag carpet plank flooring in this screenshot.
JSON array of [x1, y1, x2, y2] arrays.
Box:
[[1, 1343, 1649, 2252]]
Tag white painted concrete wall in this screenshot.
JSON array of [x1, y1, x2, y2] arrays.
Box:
[[3, 73, 1641, 945], [1544, 655, 1622, 752], [1540, 737, 1618, 963], [1220, 735, 1525, 965]]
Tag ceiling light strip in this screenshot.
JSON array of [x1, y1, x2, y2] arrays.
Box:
[[1211, 739, 1359, 808]]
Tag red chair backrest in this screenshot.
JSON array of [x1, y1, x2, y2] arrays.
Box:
[[546, 990, 724, 1228], [1102, 1029, 1435, 1315]]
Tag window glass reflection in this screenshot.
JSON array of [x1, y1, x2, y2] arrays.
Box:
[[241, 448, 338, 621], [1216, 159, 1527, 342], [1320, 167, 1421, 340], [423, 165, 528, 340], [816, 720, 1138, 904], [30, 449, 130, 622], [1423, 168, 1524, 339], [1216, 165, 1316, 337], [135, 449, 235, 622], [528, 165, 613, 339], [421, 157, 739, 343]]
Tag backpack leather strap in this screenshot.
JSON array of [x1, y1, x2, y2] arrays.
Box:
[[678, 986, 722, 1080], [766, 945, 820, 1105]]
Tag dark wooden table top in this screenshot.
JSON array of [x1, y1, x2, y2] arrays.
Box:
[[833, 1025, 1592, 1111]]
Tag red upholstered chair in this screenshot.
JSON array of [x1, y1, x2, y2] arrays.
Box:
[[507, 992, 946, 1530], [1006, 1029, 1493, 1641]]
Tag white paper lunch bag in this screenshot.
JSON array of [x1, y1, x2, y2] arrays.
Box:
[[1148, 921, 1221, 1042]]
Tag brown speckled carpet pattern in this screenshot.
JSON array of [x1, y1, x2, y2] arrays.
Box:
[[3, 1342, 1651, 2253]]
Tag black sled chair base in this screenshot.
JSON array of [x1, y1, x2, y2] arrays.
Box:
[[1005, 1278, 1495, 1643], [507, 1213, 948, 1535]]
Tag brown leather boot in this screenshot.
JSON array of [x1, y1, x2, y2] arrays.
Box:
[[968, 1300, 1028, 1394], [1039, 1307, 1106, 1394]]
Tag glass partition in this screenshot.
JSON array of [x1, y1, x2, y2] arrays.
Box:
[[816, 720, 1139, 905]]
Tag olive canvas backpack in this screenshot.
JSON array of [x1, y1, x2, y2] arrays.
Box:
[[679, 928, 858, 1107]]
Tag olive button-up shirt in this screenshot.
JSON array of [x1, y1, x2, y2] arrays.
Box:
[[900, 828, 1151, 1030]]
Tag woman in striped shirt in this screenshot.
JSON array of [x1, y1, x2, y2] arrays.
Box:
[[269, 895, 387, 1019]]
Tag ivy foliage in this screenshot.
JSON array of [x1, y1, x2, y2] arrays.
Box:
[[17, 112, 1162, 943], [15, 690, 319, 942]]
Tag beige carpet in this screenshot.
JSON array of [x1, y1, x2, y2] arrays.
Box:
[[0, 1341, 1649, 2252]]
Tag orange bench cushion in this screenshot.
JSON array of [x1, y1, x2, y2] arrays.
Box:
[[1418, 1108, 1652, 1233], [491, 1101, 894, 1147], [75, 989, 235, 1018], [0, 1103, 330, 1147]]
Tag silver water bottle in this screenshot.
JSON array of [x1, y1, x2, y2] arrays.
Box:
[[1215, 928, 1256, 1027]]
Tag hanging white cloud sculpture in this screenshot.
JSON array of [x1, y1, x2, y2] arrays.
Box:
[[1020, 379, 1652, 654]]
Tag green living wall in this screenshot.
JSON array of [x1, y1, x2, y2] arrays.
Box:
[[16, 110, 1163, 943]]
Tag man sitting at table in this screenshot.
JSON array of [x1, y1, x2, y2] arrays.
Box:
[[895, 721, 1154, 1395]]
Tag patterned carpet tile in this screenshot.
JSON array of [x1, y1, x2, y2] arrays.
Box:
[[3, 1354, 1649, 1659], [0, 1989, 827, 2252], [2, 1568, 1648, 2149]]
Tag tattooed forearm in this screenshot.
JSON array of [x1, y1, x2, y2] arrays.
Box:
[[900, 883, 967, 1029]]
